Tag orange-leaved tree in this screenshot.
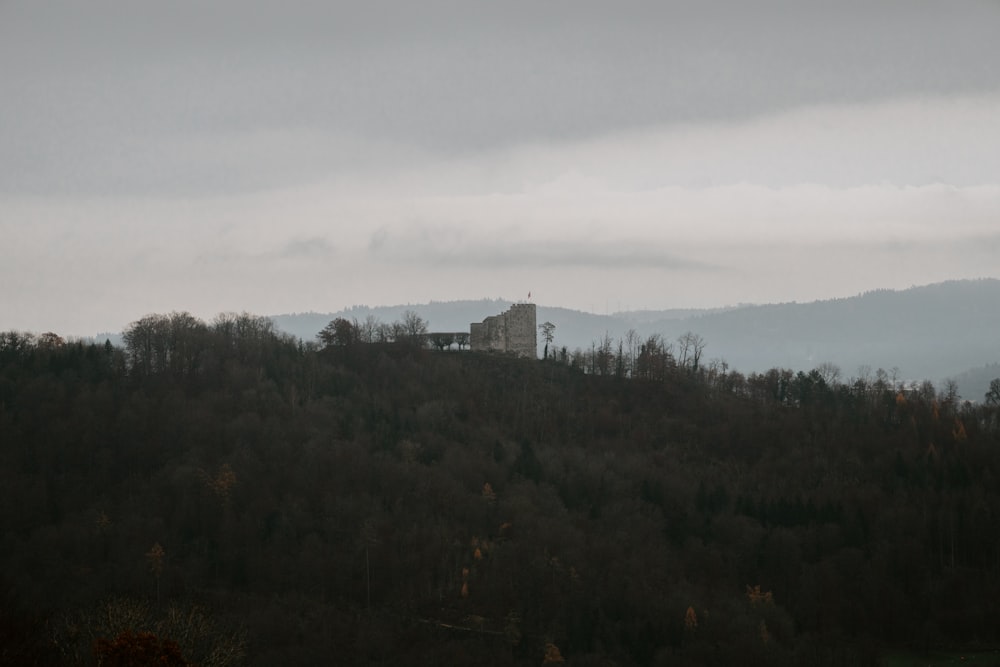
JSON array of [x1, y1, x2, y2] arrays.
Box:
[[93, 629, 188, 666], [684, 606, 698, 633]]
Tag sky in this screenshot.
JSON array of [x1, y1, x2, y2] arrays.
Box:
[[2, 0, 999, 336]]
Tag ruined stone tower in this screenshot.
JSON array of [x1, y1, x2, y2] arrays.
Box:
[[470, 303, 537, 358]]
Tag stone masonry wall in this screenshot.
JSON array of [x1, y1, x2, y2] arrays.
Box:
[[470, 303, 536, 358]]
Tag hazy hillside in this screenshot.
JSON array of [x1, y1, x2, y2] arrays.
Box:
[[672, 279, 1000, 386], [949, 363, 1000, 405], [271, 279, 1000, 394]]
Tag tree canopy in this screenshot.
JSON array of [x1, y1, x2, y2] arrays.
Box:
[[2, 313, 1000, 665]]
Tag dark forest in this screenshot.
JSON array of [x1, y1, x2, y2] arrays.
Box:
[[2, 312, 1000, 666]]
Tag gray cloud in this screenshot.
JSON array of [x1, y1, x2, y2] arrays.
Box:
[[2, 0, 998, 196], [369, 232, 716, 271], [3, 1, 999, 334], [2, 182, 997, 334], [193, 235, 337, 267], [276, 237, 337, 261]]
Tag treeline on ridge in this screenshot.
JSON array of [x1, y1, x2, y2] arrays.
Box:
[[2, 310, 1000, 666]]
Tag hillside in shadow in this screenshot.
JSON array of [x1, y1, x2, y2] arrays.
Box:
[[3, 314, 1000, 665]]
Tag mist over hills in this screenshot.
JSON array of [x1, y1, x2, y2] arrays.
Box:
[[272, 279, 1000, 399]]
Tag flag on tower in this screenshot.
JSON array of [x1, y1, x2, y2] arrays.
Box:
[[528, 291, 531, 300]]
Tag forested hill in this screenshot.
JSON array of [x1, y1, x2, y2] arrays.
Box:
[[270, 279, 1000, 389], [3, 317, 1000, 665], [662, 279, 1000, 382]]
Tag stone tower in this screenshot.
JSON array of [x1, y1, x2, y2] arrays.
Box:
[[470, 303, 537, 358]]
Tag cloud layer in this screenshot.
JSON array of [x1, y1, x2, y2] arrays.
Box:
[[4, 102, 998, 333], [2, 2, 999, 333]]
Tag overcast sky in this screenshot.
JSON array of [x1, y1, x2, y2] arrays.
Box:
[[3, 0, 999, 335]]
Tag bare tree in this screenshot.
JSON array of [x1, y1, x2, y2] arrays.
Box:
[[595, 333, 614, 376], [538, 322, 555, 359], [941, 379, 960, 406], [636, 334, 672, 381], [624, 328, 639, 378], [376, 321, 394, 343], [356, 315, 381, 344], [0, 331, 35, 359], [123, 314, 170, 376], [985, 378, 1000, 406], [399, 310, 428, 346], [814, 362, 841, 386], [677, 331, 706, 374]]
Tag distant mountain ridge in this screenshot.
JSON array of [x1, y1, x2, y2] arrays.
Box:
[[669, 279, 1000, 380], [271, 279, 1000, 397]]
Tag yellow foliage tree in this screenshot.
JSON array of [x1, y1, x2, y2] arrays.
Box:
[[482, 482, 497, 505], [759, 620, 770, 645], [543, 642, 565, 663], [746, 584, 773, 606], [684, 606, 698, 633], [470, 536, 491, 559], [93, 630, 188, 666], [953, 418, 968, 442], [198, 464, 238, 507]]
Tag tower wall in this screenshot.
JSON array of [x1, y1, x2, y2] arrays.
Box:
[[470, 303, 536, 358], [504, 303, 536, 358]]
